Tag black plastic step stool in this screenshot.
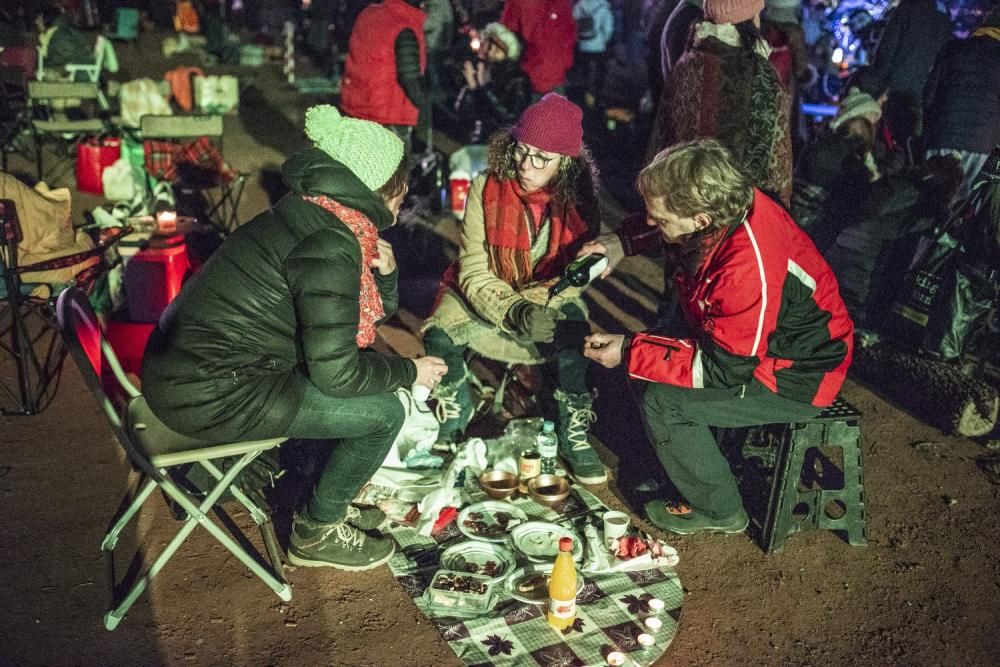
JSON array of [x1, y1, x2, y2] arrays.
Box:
[[735, 397, 868, 553]]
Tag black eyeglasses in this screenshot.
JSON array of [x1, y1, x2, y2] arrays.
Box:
[[513, 144, 556, 170]]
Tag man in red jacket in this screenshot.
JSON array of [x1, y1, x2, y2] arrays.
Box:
[[583, 139, 854, 535], [339, 0, 427, 147], [501, 0, 577, 97]]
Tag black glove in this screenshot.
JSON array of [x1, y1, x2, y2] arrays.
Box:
[[506, 300, 560, 343]]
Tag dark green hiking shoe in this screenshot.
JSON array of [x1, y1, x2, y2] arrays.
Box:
[[431, 379, 474, 445], [346, 504, 388, 531], [288, 514, 394, 571], [645, 501, 749, 535], [555, 389, 608, 485]]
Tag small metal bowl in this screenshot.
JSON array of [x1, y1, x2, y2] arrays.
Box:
[[527, 474, 571, 506], [479, 470, 519, 499]]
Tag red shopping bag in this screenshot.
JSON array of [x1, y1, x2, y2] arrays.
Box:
[[76, 136, 121, 195]]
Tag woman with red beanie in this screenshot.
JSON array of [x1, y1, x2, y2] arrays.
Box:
[[422, 93, 608, 485]]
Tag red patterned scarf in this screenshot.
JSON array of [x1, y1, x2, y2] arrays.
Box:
[[480, 176, 590, 289], [303, 195, 384, 348]]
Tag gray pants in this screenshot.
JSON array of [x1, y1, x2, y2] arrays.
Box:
[[638, 380, 820, 518]]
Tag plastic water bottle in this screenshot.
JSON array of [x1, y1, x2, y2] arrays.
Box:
[[547, 536, 577, 630], [536, 420, 558, 475]]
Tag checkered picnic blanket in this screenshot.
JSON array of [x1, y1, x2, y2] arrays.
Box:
[[385, 484, 683, 667]]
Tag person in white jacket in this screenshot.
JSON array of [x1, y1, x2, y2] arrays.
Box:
[[572, 0, 615, 107]]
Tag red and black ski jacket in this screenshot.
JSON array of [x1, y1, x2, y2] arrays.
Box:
[[626, 190, 854, 407]]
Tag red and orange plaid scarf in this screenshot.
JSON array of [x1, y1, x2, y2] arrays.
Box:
[[303, 195, 384, 348], [480, 176, 590, 289]]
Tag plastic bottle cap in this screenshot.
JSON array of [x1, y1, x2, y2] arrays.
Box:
[[647, 598, 665, 612], [606, 651, 626, 666], [542, 420, 555, 433], [558, 536, 573, 551], [637, 633, 655, 646], [644, 616, 663, 631]]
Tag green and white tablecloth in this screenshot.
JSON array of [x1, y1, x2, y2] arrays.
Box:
[[385, 483, 683, 667]]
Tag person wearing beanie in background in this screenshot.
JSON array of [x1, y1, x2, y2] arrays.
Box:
[[791, 87, 882, 252], [572, 0, 615, 108], [454, 21, 532, 143], [648, 0, 793, 206], [142, 105, 448, 571], [422, 93, 609, 485], [339, 0, 429, 150], [582, 140, 853, 535], [760, 0, 811, 157], [501, 0, 577, 98]]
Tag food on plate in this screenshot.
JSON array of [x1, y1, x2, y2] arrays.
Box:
[[515, 573, 548, 594], [462, 510, 515, 539]]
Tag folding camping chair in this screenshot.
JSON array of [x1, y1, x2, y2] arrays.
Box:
[[107, 8, 140, 42], [0, 199, 125, 414], [139, 114, 246, 233], [27, 80, 113, 182], [56, 287, 291, 631]]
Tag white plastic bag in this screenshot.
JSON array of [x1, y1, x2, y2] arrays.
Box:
[[119, 78, 172, 128], [194, 75, 239, 114], [101, 157, 137, 202], [381, 387, 440, 468]]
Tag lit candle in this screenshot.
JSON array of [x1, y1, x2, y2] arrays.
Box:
[[157, 210, 177, 234]]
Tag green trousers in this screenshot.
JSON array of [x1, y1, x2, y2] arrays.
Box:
[[638, 380, 821, 518]]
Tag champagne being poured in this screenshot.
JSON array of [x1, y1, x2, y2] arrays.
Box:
[[547, 253, 608, 304]]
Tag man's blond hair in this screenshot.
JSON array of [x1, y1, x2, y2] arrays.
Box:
[[636, 139, 754, 231]]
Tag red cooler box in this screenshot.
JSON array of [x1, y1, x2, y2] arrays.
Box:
[[124, 241, 191, 323], [105, 320, 156, 376]]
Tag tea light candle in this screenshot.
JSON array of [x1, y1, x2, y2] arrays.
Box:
[[644, 616, 663, 631], [157, 210, 177, 234], [647, 598, 665, 612], [637, 633, 655, 647], [606, 651, 626, 666]]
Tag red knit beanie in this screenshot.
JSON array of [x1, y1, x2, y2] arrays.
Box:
[[512, 93, 583, 157], [704, 0, 765, 24]]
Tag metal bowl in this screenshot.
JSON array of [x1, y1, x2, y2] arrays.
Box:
[[478, 470, 519, 499], [526, 474, 571, 506]]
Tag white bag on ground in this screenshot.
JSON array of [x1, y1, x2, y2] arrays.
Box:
[[381, 387, 439, 467], [194, 75, 239, 114], [101, 158, 137, 202], [119, 78, 172, 128]]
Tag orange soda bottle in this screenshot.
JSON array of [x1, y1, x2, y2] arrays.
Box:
[[547, 536, 577, 629]]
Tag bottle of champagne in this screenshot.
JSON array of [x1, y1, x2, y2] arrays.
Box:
[[547, 536, 577, 630], [547, 253, 609, 301]]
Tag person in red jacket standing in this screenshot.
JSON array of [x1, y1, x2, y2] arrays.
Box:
[[501, 0, 577, 98], [339, 0, 428, 148], [583, 139, 853, 535]]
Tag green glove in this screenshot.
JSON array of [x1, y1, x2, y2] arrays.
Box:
[[506, 300, 562, 343]]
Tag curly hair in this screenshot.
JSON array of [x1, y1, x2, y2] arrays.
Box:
[[639, 139, 754, 276], [485, 130, 599, 204], [637, 139, 754, 232]]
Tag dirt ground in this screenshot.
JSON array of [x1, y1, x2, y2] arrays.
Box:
[[2, 29, 999, 666]]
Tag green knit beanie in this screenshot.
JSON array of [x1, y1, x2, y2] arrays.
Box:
[[304, 105, 404, 192]]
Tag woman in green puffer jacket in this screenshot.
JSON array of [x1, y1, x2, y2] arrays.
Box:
[[142, 105, 447, 572]]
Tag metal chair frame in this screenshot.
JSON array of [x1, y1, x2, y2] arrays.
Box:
[[56, 287, 290, 630], [27, 80, 112, 183], [0, 198, 121, 415], [139, 114, 247, 233]]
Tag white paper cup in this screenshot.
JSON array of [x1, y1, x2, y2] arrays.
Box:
[[602, 510, 629, 541]]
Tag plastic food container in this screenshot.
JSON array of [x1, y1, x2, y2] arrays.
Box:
[[426, 570, 495, 615]]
